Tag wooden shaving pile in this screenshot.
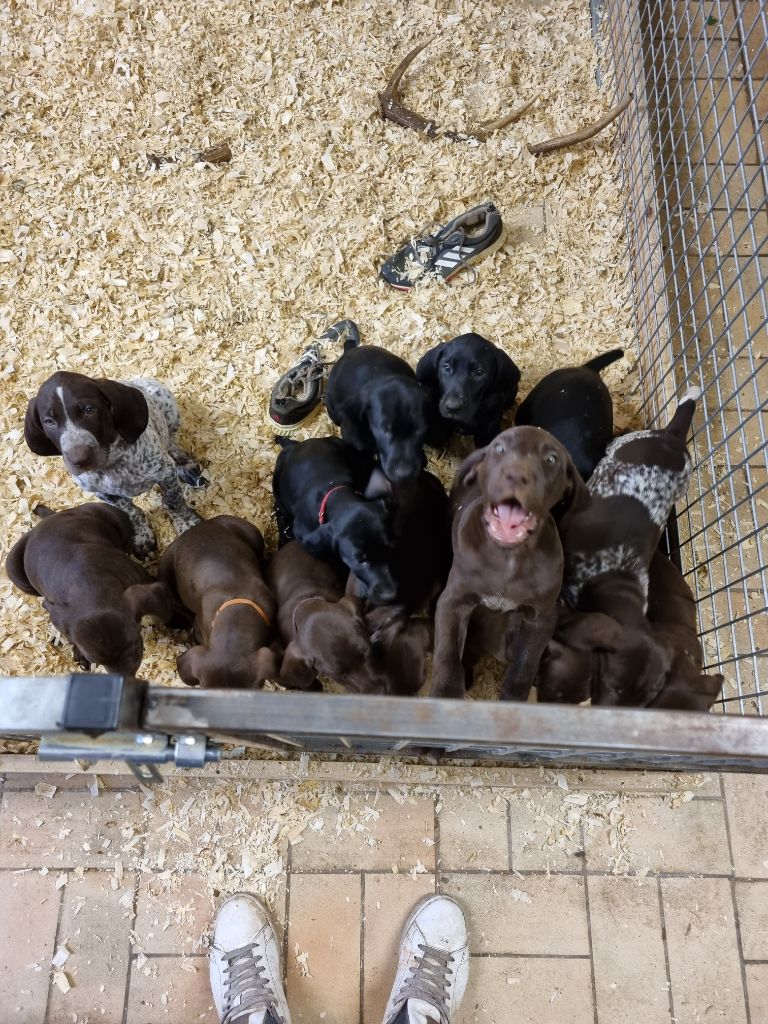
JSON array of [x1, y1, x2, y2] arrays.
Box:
[[1, 0, 635, 702]]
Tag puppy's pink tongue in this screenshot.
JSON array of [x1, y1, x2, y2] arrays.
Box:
[[495, 502, 527, 529]]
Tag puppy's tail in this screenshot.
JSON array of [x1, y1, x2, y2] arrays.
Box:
[[274, 435, 296, 450], [33, 504, 56, 519], [664, 387, 701, 441], [583, 348, 624, 374]]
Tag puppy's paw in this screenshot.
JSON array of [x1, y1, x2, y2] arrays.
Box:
[[169, 509, 203, 535], [131, 525, 158, 560], [176, 462, 209, 489]]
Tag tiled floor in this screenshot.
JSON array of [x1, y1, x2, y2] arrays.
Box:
[[1, 768, 768, 1024]]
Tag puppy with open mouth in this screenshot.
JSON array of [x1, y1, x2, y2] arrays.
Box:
[[431, 426, 588, 700]]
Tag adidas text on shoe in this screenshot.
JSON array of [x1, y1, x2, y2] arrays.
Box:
[[380, 202, 505, 291], [382, 894, 470, 1024], [210, 893, 292, 1024]]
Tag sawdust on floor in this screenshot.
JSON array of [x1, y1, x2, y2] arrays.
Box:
[[0, 0, 637, 694]]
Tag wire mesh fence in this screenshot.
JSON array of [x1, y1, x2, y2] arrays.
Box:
[[600, 0, 767, 716]]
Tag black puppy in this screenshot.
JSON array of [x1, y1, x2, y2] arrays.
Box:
[[515, 349, 623, 480], [416, 332, 521, 447], [272, 435, 397, 603], [325, 340, 428, 483]]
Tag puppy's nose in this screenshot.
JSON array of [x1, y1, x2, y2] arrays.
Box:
[[66, 445, 95, 470], [503, 469, 529, 487], [443, 395, 464, 412]]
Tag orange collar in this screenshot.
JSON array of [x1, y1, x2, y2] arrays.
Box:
[[212, 597, 270, 629]]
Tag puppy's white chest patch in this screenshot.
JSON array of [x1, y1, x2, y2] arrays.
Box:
[[480, 594, 518, 613]]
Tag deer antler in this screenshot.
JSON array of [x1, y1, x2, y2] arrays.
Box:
[[378, 39, 537, 143], [527, 94, 633, 155]]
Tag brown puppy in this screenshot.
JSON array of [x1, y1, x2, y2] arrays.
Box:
[[645, 552, 724, 710], [538, 553, 723, 709], [267, 541, 430, 695], [431, 426, 586, 700], [159, 515, 278, 688], [6, 503, 173, 674]]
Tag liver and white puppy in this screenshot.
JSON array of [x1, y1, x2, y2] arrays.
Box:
[[560, 390, 699, 622], [515, 349, 623, 480], [267, 541, 430, 695], [159, 515, 278, 689], [431, 426, 586, 700], [24, 371, 204, 557], [416, 332, 521, 447], [6, 503, 173, 674], [325, 341, 428, 484]]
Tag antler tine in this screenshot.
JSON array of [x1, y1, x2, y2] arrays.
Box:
[[527, 93, 633, 156], [471, 94, 540, 140], [379, 36, 438, 103]]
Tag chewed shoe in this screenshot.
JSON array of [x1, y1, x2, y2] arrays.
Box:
[[210, 893, 291, 1024], [268, 319, 360, 430], [380, 202, 505, 291], [381, 894, 470, 1024]]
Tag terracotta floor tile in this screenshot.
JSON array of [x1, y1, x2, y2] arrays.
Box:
[[0, 789, 143, 869], [584, 795, 731, 875], [135, 874, 215, 955], [746, 964, 768, 1023], [661, 876, 747, 1024], [362, 873, 436, 1023], [735, 880, 768, 960], [724, 773, 768, 877], [286, 873, 361, 1024], [47, 869, 135, 1023], [290, 792, 434, 872], [508, 790, 584, 871], [126, 956, 216, 1023], [0, 870, 61, 1023], [2, 771, 137, 793], [438, 791, 509, 871], [457, 955, 593, 1024], [442, 874, 589, 955], [588, 875, 671, 1024]]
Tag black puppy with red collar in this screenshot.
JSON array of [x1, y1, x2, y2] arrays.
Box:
[[272, 435, 398, 604]]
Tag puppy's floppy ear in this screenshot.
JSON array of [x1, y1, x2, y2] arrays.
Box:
[[492, 347, 522, 404], [415, 343, 447, 387], [455, 445, 488, 488], [552, 452, 591, 521], [557, 611, 622, 652], [123, 581, 174, 623], [24, 397, 60, 455], [364, 467, 393, 499], [95, 379, 149, 444]]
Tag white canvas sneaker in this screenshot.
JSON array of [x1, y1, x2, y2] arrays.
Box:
[[381, 894, 470, 1024], [209, 893, 291, 1024]]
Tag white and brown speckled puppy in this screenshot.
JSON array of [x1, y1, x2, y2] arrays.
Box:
[[24, 371, 205, 558], [560, 388, 699, 625]]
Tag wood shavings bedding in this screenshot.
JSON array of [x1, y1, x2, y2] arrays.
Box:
[[0, 0, 637, 700]]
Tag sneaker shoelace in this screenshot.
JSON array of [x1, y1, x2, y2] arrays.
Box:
[[394, 943, 455, 1024], [412, 227, 466, 266], [220, 942, 283, 1024]]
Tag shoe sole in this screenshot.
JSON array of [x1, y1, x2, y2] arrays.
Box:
[[386, 227, 508, 292], [268, 400, 323, 433]]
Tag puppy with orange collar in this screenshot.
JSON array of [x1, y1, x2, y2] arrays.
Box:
[[159, 515, 278, 688]]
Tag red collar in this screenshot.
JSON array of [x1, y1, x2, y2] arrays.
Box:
[[318, 484, 352, 524]]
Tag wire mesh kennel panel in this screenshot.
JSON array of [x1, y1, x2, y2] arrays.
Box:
[[601, 0, 768, 716]]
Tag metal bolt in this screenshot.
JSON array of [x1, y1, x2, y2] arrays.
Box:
[[135, 734, 154, 745]]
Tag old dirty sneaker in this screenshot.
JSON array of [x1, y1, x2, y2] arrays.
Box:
[[381, 894, 470, 1024], [210, 893, 291, 1024]]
